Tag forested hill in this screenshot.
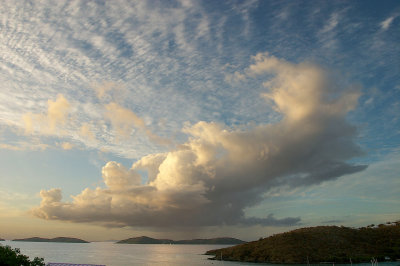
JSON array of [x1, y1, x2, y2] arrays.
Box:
[[116, 236, 245, 245], [174, 238, 245, 245], [12, 237, 89, 243], [206, 222, 400, 263], [116, 236, 171, 244]]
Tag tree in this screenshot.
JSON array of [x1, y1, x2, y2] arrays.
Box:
[[0, 245, 45, 266]]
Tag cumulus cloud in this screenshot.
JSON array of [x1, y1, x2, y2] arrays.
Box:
[[47, 94, 70, 130], [102, 161, 141, 189], [104, 102, 146, 138], [22, 94, 70, 135], [79, 123, 95, 140], [59, 142, 74, 150], [20, 92, 168, 151], [105, 102, 171, 145], [32, 54, 366, 228]]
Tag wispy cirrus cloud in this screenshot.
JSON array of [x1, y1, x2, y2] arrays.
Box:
[[0, 0, 234, 158], [0, 142, 49, 151], [380, 15, 397, 30], [2, 1, 397, 161]]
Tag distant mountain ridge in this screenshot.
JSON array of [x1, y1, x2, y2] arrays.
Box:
[[117, 236, 170, 244], [12, 237, 89, 243], [116, 236, 245, 245]]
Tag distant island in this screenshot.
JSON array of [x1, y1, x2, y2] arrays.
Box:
[[206, 222, 400, 263], [12, 237, 89, 243], [0, 238, 4, 241], [116, 236, 245, 245]]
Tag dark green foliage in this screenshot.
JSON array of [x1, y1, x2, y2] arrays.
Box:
[[206, 222, 400, 263], [0, 245, 45, 266]]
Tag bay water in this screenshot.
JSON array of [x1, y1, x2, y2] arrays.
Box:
[[2, 240, 244, 266], [2, 240, 399, 266]]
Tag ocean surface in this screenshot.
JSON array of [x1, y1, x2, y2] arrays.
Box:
[[1, 240, 399, 266], [2, 240, 243, 266]]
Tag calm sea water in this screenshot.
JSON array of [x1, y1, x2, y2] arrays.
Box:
[[2, 240, 243, 266], [2, 240, 399, 266]]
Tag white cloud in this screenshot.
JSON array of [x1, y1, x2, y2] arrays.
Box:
[[104, 102, 171, 145], [32, 54, 366, 228], [59, 142, 74, 150], [0, 143, 24, 151], [22, 94, 71, 135], [224, 71, 246, 85], [321, 13, 339, 33], [380, 15, 396, 30], [0, 139, 49, 151], [102, 161, 141, 189], [79, 123, 95, 141]]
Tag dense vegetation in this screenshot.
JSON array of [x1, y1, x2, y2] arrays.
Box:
[[0, 245, 44, 266], [206, 222, 400, 263], [117, 236, 245, 245], [13, 237, 89, 243]]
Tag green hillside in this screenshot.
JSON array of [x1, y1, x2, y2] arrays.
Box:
[[206, 222, 400, 263]]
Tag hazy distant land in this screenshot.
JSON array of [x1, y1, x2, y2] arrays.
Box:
[[12, 237, 89, 243], [0, 238, 4, 241], [117, 236, 245, 245], [206, 222, 400, 263]]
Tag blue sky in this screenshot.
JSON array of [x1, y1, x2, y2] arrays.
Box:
[[0, 0, 399, 241]]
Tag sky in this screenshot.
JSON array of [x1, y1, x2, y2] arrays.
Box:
[[0, 0, 399, 242]]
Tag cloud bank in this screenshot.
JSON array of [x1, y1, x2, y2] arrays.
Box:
[[32, 54, 366, 228]]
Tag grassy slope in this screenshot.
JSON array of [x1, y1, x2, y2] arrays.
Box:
[[206, 223, 400, 263]]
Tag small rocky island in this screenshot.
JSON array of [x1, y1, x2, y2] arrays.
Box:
[[206, 222, 400, 263], [117, 236, 245, 245], [12, 237, 89, 243]]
